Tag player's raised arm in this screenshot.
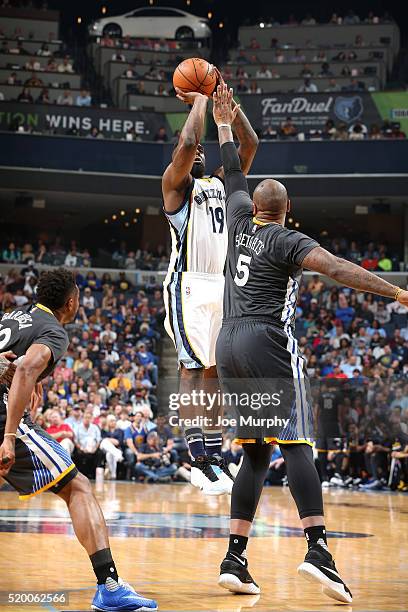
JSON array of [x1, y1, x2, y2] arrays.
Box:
[[0, 343, 51, 474], [213, 84, 250, 201], [162, 89, 208, 212], [213, 69, 258, 177], [302, 246, 408, 304]]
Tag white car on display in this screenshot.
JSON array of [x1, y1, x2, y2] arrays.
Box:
[[89, 6, 212, 40]]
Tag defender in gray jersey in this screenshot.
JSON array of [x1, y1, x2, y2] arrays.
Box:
[[211, 84, 408, 606], [0, 269, 157, 612]]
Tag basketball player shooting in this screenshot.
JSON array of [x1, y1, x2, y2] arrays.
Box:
[[162, 66, 258, 495], [0, 269, 157, 612], [212, 83, 408, 604]]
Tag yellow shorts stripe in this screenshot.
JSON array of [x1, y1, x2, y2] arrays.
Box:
[[18, 463, 76, 500], [234, 437, 313, 447]]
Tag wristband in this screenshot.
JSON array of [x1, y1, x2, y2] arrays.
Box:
[[4, 433, 16, 438], [217, 123, 232, 129], [394, 287, 403, 301]]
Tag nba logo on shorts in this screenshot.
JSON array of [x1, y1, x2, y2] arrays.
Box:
[[185, 286, 191, 296]]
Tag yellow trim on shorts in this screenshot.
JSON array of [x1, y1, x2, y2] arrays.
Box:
[[18, 463, 76, 500], [234, 438, 313, 447]]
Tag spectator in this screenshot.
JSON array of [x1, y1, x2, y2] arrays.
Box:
[[57, 89, 74, 105], [369, 124, 382, 140], [349, 123, 365, 141], [46, 410, 75, 455], [24, 72, 44, 88], [280, 117, 297, 138], [153, 127, 168, 142], [57, 56, 74, 73], [65, 248, 79, 266], [256, 65, 272, 79], [37, 43, 52, 56], [134, 431, 177, 483], [344, 10, 360, 25], [248, 81, 263, 94], [298, 78, 318, 92], [46, 58, 58, 71], [302, 13, 316, 25], [154, 83, 168, 96], [36, 87, 50, 103], [325, 78, 341, 92], [112, 51, 126, 62], [7, 71, 18, 85], [2, 242, 21, 263], [76, 89, 92, 107], [100, 414, 124, 479], [17, 87, 34, 103], [74, 410, 103, 478], [86, 126, 103, 139], [236, 78, 248, 93]]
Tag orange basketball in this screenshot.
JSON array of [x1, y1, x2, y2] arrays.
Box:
[[173, 58, 217, 97]]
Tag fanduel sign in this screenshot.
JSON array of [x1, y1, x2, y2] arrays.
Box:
[[240, 93, 381, 131]]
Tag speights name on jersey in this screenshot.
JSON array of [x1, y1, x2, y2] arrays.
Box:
[[1, 310, 33, 330]]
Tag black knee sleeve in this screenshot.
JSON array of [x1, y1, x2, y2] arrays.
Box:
[[280, 444, 324, 520], [231, 443, 272, 522]]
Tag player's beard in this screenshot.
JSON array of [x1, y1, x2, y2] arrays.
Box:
[[191, 162, 205, 179]]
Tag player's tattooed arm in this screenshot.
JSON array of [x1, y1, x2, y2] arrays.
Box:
[[231, 103, 259, 175], [302, 246, 408, 304], [162, 90, 208, 212]]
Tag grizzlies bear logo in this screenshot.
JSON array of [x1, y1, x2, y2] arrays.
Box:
[[334, 96, 363, 123]]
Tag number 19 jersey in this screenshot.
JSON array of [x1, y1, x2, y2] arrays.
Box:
[[164, 175, 227, 275], [163, 175, 227, 370]]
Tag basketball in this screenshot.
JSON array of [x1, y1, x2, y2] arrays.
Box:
[[173, 57, 217, 96]]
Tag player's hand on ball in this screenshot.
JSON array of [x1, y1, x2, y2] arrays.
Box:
[[0, 352, 17, 387], [397, 289, 408, 306], [212, 83, 240, 126], [0, 436, 15, 476], [175, 87, 207, 105]]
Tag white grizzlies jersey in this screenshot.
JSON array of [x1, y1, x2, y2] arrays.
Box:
[[164, 175, 227, 275], [163, 175, 227, 369]]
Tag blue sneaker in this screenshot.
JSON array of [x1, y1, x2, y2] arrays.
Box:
[[92, 577, 158, 611]]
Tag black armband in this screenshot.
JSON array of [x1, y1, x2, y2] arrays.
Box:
[[220, 142, 249, 198]]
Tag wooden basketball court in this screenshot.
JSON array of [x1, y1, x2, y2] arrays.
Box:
[[0, 481, 407, 611]]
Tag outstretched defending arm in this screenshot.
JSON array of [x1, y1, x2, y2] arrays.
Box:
[[213, 84, 250, 199], [162, 89, 208, 213], [302, 246, 408, 304]]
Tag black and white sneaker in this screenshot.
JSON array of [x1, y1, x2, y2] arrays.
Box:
[[190, 455, 230, 495], [297, 545, 352, 604], [218, 553, 260, 595], [209, 455, 234, 493]]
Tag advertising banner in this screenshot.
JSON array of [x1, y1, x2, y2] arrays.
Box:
[[0, 101, 169, 139], [238, 92, 384, 131]]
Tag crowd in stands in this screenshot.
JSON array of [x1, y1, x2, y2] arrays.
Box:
[[1, 237, 402, 273], [1, 260, 407, 491], [0, 239, 170, 271], [244, 10, 394, 27], [261, 118, 407, 142]]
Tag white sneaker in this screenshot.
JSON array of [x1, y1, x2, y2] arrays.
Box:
[[190, 455, 230, 496]]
